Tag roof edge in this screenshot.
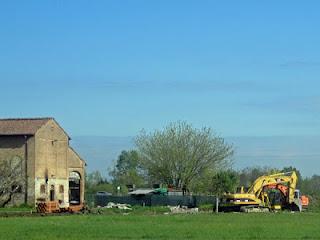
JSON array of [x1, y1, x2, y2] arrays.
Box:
[[69, 146, 86, 164], [0, 117, 54, 121]]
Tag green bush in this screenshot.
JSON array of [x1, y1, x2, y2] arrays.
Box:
[[308, 196, 320, 212]]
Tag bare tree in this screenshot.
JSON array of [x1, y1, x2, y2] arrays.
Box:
[[0, 157, 24, 207], [135, 121, 233, 190]]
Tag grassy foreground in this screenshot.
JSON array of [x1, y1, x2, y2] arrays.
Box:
[[0, 212, 319, 240]]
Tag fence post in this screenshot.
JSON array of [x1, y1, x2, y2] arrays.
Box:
[[215, 196, 219, 213]]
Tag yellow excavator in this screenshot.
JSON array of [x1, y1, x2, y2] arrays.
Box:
[[219, 171, 309, 212]]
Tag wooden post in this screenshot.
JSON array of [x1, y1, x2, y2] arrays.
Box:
[[215, 196, 219, 213]]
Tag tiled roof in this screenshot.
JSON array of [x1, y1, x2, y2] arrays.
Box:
[[0, 118, 53, 135]]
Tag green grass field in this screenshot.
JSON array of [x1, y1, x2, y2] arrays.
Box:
[[0, 212, 319, 240]]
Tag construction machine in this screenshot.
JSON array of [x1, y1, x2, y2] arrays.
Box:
[[219, 171, 309, 212]]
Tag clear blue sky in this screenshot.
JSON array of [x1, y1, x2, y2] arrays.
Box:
[[1, 1, 319, 137]]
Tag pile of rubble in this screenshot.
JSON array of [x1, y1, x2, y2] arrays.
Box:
[[169, 206, 199, 214], [104, 202, 132, 210], [94, 203, 199, 214]]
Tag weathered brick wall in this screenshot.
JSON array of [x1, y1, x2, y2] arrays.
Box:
[[34, 120, 69, 205], [0, 136, 25, 162], [27, 136, 35, 204], [0, 136, 26, 206], [35, 120, 69, 179]]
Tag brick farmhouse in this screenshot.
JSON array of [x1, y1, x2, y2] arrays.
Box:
[[0, 118, 85, 207]]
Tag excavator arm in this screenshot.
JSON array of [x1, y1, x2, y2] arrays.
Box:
[[248, 171, 298, 204]]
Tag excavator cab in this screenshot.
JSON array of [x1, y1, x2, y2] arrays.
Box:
[[267, 190, 283, 210]]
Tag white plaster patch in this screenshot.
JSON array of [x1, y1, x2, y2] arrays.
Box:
[[35, 178, 69, 207]]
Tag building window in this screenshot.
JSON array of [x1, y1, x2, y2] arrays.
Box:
[[59, 185, 64, 194], [40, 184, 46, 194]]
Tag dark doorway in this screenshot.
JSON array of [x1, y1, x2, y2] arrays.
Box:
[[69, 172, 81, 205], [50, 185, 55, 201]]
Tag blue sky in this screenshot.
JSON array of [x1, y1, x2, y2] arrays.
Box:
[[1, 1, 319, 137]]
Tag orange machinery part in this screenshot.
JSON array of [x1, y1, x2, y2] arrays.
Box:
[[301, 195, 309, 207]]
